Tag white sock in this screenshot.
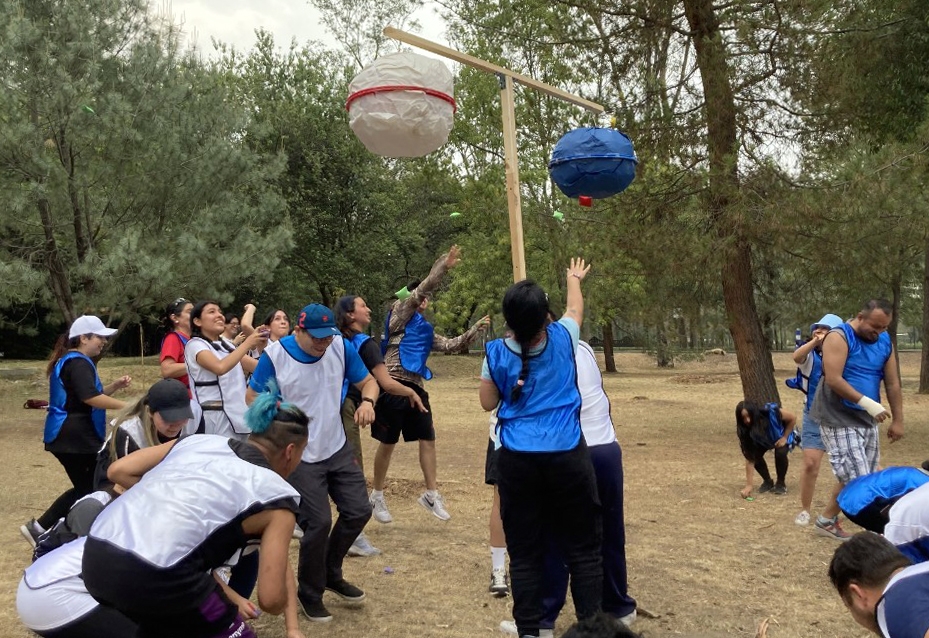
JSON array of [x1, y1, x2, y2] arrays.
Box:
[[491, 546, 507, 570], [371, 489, 384, 499]]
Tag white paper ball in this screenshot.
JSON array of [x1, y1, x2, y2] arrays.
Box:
[[347, 52, 455, 158]]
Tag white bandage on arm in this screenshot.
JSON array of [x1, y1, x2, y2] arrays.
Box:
[[857, 396, 887, 418]]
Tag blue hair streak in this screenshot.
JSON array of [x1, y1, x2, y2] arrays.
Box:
[[245, 378, 297, 434]]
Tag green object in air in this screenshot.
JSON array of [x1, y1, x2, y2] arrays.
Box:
[[449, 212, 461, 218], [553, 211, 565, 222], [82, 105, 96, 115], [395, 286, 411, 301]]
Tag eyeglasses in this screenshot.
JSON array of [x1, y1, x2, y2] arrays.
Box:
[[309, 335, 335, 343]]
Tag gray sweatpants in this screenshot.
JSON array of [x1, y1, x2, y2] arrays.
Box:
[[288, 442, 372, 602]]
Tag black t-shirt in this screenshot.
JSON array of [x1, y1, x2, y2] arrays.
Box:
[[46, 357, 104, 455], [346, 336, 383, 404]]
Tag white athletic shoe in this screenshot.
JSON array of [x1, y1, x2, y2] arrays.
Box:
[[617, 609, 637, 627], [499, 620, 553, 637], [370, 492, 393, 524], [418, 492, 451, 521], [347, 531, 382, 557], [292, 523, 304, 540], [795, 510, 810, 526]]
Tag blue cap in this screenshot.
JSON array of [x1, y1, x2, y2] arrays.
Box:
[[810, 313, 844, 334], [297, 304, 340, 338]]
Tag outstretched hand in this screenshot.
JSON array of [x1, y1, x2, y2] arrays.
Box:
[[445, 245, 461, 269], [566, 257, 591, 281]]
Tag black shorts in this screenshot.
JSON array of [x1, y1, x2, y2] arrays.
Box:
[[484, 438, 500, 486], [371, 380, 434, 444]]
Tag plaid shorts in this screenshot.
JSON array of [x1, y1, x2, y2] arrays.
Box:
[[821, 423, 879, 484]]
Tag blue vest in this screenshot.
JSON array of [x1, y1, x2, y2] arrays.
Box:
[[160, 331, 189, 349], [342, 332, 373, 402], [839, 322, 892, 411], [751, 403, 798, 450], [382, 311, 434, 381], [485, 322, 581, 453], [839, 467, 929, 516], [44, 352, 105, 444]]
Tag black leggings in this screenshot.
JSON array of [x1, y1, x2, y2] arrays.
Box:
[[37, 605, 137, 638], [38, 453, 98, 530], [746, 445, 788, 485]]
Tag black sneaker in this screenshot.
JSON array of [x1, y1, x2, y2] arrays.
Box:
[[326, 578, 366, 603], [772, 483, 787, 495], [299, 596, 333, 623], [758, 480, 775, 494]]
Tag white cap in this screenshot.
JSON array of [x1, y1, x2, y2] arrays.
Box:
[[68, 315, 118, 339]]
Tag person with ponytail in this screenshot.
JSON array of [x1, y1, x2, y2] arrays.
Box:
[[20, 316, 132, 548], [82, 383, 310, 638], [479, 258, 602, 638], [185, 300, 267, 439], [159, 298, 194, 391], [94, 379, 193, 489]]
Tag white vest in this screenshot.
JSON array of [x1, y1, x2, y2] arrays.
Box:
[[89, 435, 299, 568], [18, 536, 97, 631], [185, 337, 250, 438], [265, 337, 347, 463], [885, 481, 929, 547], [577, 341, 617, 447]]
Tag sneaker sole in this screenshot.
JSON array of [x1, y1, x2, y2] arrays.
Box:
[[490, 588, 509, 597], [418, 498, 451, 521], [813, 526, 850, 541], [372, 515, 393, 524], [298, 603, 333, 623], [20, 525, 37, 549], [347, 547, 382, 557], [325, 588, 366, 604]]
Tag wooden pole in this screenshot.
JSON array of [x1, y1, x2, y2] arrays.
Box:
[[499, 74, 526, 282]]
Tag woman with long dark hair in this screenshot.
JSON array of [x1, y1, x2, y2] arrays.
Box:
[[185, 300, 266, 439], [736, 400, 797, 499], [159, 298, 194, 390], [479, 258, 602, 638], [20, 316, 131, 547]]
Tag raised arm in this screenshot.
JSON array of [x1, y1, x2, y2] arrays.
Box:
[[562, 258, 591, 328], [194, 332, 267, 377], [388, 246, 460, 333], [240, 303, 257, 337]]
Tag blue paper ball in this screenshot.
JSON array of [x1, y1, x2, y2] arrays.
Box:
[[548, 128, 638, 199]]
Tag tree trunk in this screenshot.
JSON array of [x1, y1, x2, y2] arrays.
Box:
[[684, 0, 779, 404], [37, 196, 76, 323], [603, 321, 617, 373], [919, 239, 929, 393], [655, 322, 673, 368], [890, 266, 902, 383]]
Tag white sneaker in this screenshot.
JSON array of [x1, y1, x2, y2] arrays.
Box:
[[499, 620, 552, 637], [347, 531, 382, 557], [370, 492, 393, 524], [795, 510, 810, 526], [418, 492, 451, 521], [489, 566, 509, 596], [292, 523, 304, 540], [617, 609, 637, 627]]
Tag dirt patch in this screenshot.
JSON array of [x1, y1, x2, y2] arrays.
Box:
[[1, 351, 913, 637]]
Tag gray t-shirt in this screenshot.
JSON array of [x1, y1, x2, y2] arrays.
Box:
[[811, 368, 875, 430]]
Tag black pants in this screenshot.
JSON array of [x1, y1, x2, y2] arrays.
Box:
[[38, 453, 97, 529], [37, 605, 137, 638], [497, 441, 603, 637], [288, 442, 372, 602], [737, 426, 788, 485]]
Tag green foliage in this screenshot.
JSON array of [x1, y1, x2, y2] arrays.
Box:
[[0, 0, 290, 327]]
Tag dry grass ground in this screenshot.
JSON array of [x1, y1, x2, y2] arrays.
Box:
[[3, 350, 926, 638]]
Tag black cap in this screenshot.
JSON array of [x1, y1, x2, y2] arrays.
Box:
[[146, 379, 193, 422]]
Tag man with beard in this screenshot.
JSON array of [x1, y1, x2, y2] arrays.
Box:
[[811, 299, 904, 540]]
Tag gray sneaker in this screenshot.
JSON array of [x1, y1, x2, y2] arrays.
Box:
[[347, 531, 381, 557], [370, 492, 393, 524], [418, 492, 451, 521], [20, 519, 43, 549]]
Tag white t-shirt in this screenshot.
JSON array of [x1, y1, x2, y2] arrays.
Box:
[[576, 341, 617, 447]]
